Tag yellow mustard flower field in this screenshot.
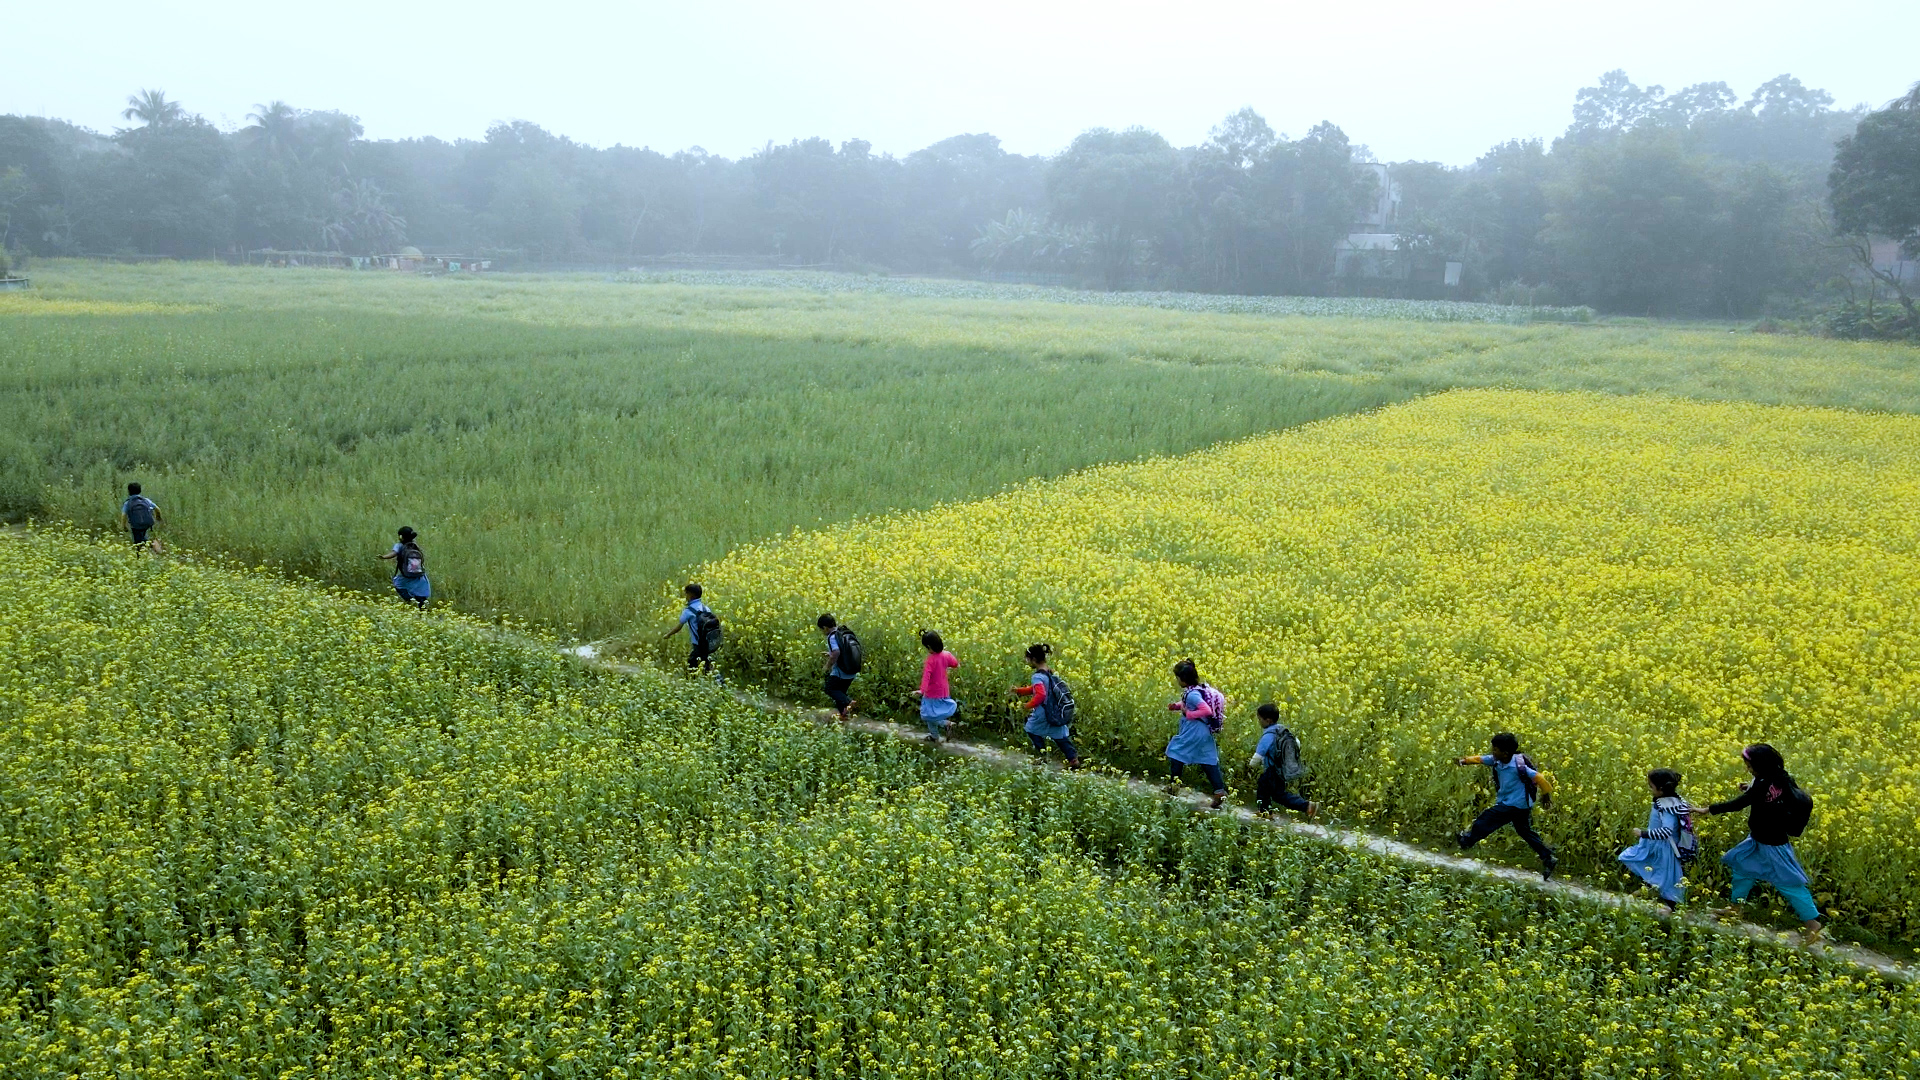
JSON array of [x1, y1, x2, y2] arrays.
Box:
[[683, 390, 1920, 938], [4, 529, 1920, 1078]]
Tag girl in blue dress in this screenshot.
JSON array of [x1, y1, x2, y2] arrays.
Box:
[[1617, 768, 1693, 910], [380, 526, 430, 610], [1009, 643, 1081, 769], [1163, 659, 1227, 809]]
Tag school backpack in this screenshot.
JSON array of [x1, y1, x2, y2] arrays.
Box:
[[1511, 752, 1555, 809], [691, 606, 723, 651], [125, 496, 156, 529], [1264, 726, 1307, 781], [1040, 671, 1078, 728], [833, 627, 864, 674], [1193, 683, 1227, 735], [399, 543, 426, 580], [1660, 798, 1700, 863]]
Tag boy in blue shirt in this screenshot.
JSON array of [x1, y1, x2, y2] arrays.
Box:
[[1248, 703, 1318, 819], [1452, 731, 1558, 879], [120, 482, 161, 551], [816, 613, 858, 720], [660, 582, 721, 676]]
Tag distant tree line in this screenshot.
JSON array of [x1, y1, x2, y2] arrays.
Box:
[[1, 72, 1915, 318]]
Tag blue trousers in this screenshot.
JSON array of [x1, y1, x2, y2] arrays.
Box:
[[1169, 757, 1225, 793], [1731, 875, 1820, 922], [1028, 731, 1079, 760]]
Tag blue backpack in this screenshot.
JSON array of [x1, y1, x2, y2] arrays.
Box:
[[1040, 671, 1077, 728], [124, 496, 156, 529]]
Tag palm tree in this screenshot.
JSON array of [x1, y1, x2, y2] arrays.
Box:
[[244, 101, 300, 157], [121, 89, 184, 128], [325, 178, 406, 254]]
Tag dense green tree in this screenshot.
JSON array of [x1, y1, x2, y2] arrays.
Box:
[[748, 137, 902, 265], [1545, 128, 1719, 315], [899, 134, 1044, 271], [1278, 122, 1376, 290], [484, 159, 581, 258], [0, 74, 1885, 313], [1830, 83, 1920, 321], [231, 104, 365, 251], [110, 113, 232, 257], [1047, 127, 1181, 288]]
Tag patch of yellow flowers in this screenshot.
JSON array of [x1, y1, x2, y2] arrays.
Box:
[[3, 529, 1920, 1075], [687, 390, 1920, 937]]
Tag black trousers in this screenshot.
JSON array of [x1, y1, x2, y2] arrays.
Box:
[[1257, 768, 1310, 812], [1461, 805, 1554, 861], [824, 674, 853, 710], [687, 640, 715, 673]]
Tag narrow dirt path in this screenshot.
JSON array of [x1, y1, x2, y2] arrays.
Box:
[[827, 709, 1914, 982], [19, 530, 1909, 979], [569, 648, 1916, 983]]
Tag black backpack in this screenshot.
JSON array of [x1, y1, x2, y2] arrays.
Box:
[[398, 543, 426, 579], [1265, 726, 1306, 781], [691, 606, 723, 650], [125, 496, 156, 529], [833, 628, 864, 674], [1040, 671, 1077, 727]]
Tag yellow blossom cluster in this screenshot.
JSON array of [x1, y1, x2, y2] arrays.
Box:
[[685, 390, 1920, 937]]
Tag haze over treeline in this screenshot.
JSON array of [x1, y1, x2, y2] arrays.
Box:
[[1, 71, 1915, 318]]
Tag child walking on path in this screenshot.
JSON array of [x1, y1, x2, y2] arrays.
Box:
[[1249, 703, 1317, 818], [912, 630, 961, 743], [661, 583, 722, 677], [1704, 743, 1823, 941], [816, 614, 860, 720], [1453, 732, 1559, 879], [1617, 768, 1694, 910], [380, 526, 430, 610], [120, 483, 161, 551], [1010, 643, 1081, 768], [1164, 659, 1228, 810]]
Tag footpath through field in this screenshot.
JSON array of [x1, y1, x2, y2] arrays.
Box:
[[565, 646, 1917, 984]]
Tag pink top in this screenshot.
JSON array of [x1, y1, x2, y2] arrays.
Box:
[[920, 651, 960, 698]]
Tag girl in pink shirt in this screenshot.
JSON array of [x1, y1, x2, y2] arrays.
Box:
[[912, 630, 961, 742]]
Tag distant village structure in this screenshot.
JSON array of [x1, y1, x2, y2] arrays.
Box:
[[243, 247, 491, 272], [1332, 163, 1463, 294], [1868, 238, 1918, 287]]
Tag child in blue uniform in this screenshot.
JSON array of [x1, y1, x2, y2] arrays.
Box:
[[660, 583, 721, 676], [816, 614, 858, 720], [1617, 768, 1693, 910], [380, 526, 430, 610], [1704, 743, 1822, 942], [1163, 659, 1227, 809], [1249, 703, 1317, 819], [1452, 732, 1558, 879], [1009, 643, 1080, 769]]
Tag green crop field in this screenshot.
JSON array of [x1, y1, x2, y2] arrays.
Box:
[[3, 529, 1917, 1079], [6, 264, 1920, 1073], [4, 262, 1919, 638]]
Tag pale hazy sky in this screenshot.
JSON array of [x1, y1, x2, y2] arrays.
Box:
[[10, 1, 1918, 164]]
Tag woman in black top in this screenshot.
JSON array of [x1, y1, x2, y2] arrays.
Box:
[[1703, 743, 1821, 941]]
